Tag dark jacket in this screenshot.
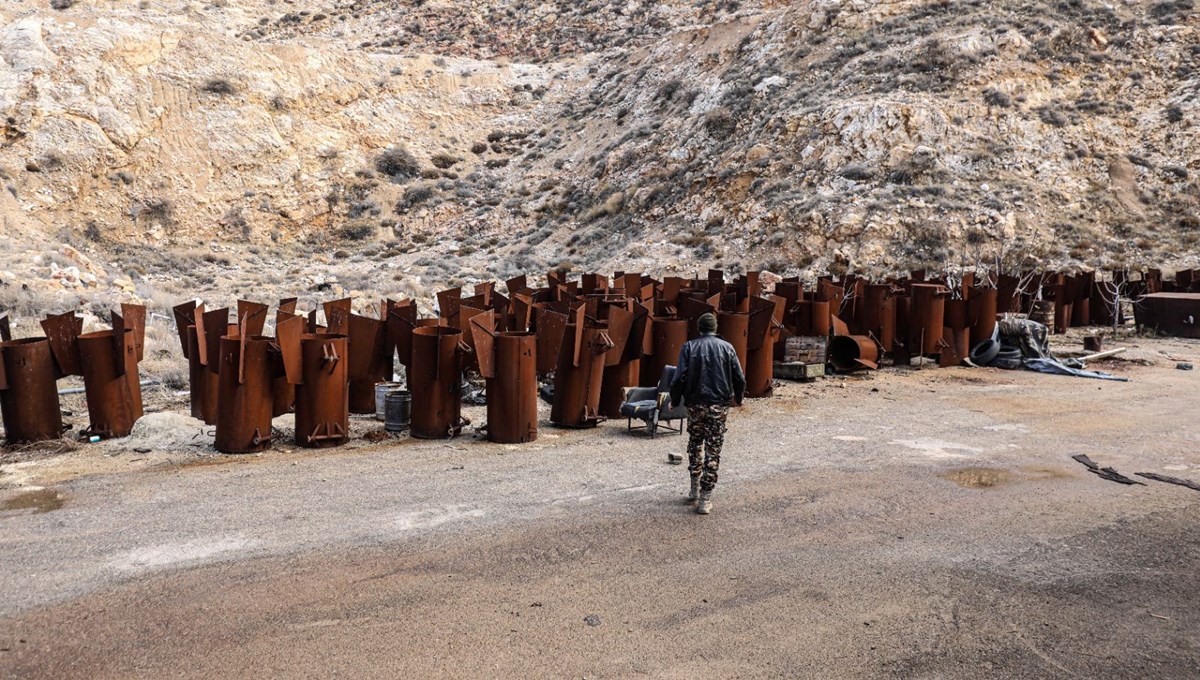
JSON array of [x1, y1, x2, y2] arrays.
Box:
[[669, 333, 746, 407]]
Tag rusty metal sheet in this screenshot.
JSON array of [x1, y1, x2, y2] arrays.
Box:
[[279, 297, 298, 315], [437, 287, 462, 321], [387, 301, 418, 366], [663, 277, 683, 304], [625, 302, 652, 363], [469, 311, 498, 379], [535, 307, 569, 374], [830, 313, 851, 338], [111, 310, 129, 378], [0, 314, 9, 343], [41, 312, 83, 378], [506, 274, 529, 296], [238, 300, 269, 337], [511, 293, 533, 333], [475, 280, 496, 300], [121, 303, 147, 363], [172, 301, 198, 358], [582, 273, 608, 294], [323, 298, 352, 335], [347, 313, 385, 381], [202, 308, 230, 374], [277, 314, 304, 385], [603, 305, 634, 367], [570, 303, 586, 368], [707, 269, 725, 294], [295, 333, 349, 448], [0, 342, 6, 390]]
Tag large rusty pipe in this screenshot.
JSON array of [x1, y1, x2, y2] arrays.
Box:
[[968, 288, 998, 345], [639, 317, 687, 387], [409, 326, 466, 439], [0, 338, 64, 445], [485, 332, 538, 444], [186, 327, 219, 425], [745, 332, 777, 399], [717, 312, 749, 373], [829, 335, 880, 372], [550, 325, 611, 428], [215, 335, 275, 454], [295, 333, 349, 449], [77, 329, 142, 439]]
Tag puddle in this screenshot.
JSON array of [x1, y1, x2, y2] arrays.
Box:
[[941, 467, 1012, 489], [2, 488, 65, 514]]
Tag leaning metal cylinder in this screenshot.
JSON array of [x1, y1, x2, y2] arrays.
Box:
[[77, 328, 143, 439]]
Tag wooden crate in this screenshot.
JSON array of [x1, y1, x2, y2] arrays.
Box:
[[774, 361, 825, 382], [783, 336, 827, 364]]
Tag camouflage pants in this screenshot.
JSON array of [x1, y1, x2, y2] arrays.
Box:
[[686, 404, 728, 493]]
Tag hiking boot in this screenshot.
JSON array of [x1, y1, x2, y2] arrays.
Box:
[[685, 476, 700, 504], [696, 491, 712, 515]]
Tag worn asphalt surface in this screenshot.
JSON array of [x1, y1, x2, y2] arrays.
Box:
[[1, 346, 1198, 678]]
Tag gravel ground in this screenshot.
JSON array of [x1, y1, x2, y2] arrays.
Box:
[[0, 335, 1198, 678]]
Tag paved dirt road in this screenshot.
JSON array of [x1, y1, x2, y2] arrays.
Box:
[[1, 342, 1198, 678]]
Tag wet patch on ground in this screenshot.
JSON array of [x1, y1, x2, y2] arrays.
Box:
[[941, 467, 1013, 489], [2, 488, 65, 515]]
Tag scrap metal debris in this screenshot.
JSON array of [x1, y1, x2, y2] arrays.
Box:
[[1072, 454, 1146, 486], [1134, 472, 1200, 492]]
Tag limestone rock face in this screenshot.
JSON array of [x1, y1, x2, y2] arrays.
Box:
[[0, 0, 1196, 283]]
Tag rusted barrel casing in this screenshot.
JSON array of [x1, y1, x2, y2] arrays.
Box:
[[639, 317, 687, 386], [295, 333, 349, 449], [812, 301, 832, 336], [349, 377, 384, 414], [78, 329, 143, 439], [186, 327, 219, 425], [829, 335, 880, 372], [717, 312, 749, 373], [0, 338, 63, 445], [909, 285, 946, 354], [409, 326, 466, 439], [968, 288, 998, 345], [486, 332, 538, 443], [600, 359, 640, 418], [745, 334, 776, 399], [215, 335, 275, 454], [551, 325, 611, 428], [272, 376, 295, 417]]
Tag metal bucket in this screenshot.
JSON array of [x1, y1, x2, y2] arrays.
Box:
[[384, 390, 411, 433], [375, 381, 402, 421]]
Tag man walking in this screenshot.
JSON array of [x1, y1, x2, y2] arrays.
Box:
[[669, 312, 745, 515]]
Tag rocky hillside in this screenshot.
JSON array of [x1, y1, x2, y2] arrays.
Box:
[[0, 0, 1197, 310]]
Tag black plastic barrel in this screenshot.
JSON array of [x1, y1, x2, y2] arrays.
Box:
[[384, 390, 412, 433]]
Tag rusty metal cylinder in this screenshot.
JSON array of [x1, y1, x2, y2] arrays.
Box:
[[295, 333, 349, 449], [717, 312, 749, 373], [745, 332, 777, 399], [409, 326, 465, 440], [350, 375, 386, 414], [186, 327, 219, 425], [215, 335, 275, 454], [829, 335, 880, 372], [551, 326, 609, 428], [0, 338, 64, 445], [77, 329, 143, 439], [812, 301, 831, 336], [640, 317, 687, 386], [968, 288, 998, 345], [485, 332, 538, 444]]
